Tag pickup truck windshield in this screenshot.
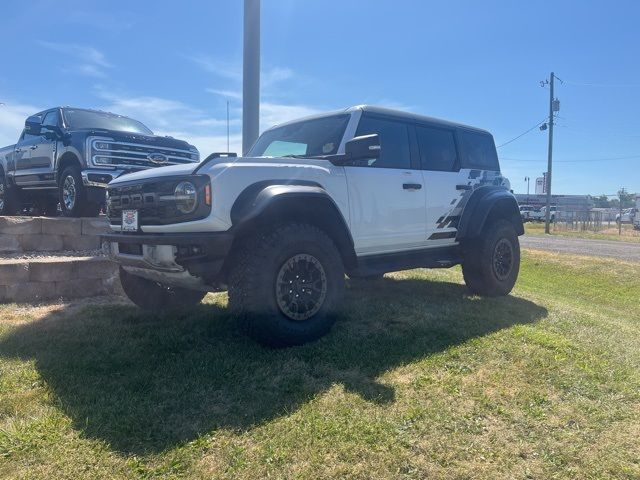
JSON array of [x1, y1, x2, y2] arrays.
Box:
[[63, 109, 154, 135], [248, 114, 350, 158]]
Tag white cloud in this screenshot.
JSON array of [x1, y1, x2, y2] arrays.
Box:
[[95, 89, 242, 155], [0, 101, 41, 148], [260, 102, 321, 128], [40, 42, 112, 78]]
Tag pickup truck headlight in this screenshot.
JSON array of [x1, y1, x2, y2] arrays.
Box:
[[174, 181, 197, 214]]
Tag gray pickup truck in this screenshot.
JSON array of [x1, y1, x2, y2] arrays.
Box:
[[0, 107, 200, 217]]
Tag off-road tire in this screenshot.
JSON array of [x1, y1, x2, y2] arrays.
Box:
[[0, 170, 19, 216], [462, 219, 520, 297], [227, 223, 345, 347], [119, 266, 207, 311], [59, 166, 100, 217]]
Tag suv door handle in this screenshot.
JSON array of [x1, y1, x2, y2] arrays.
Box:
[[456, 184, 472, 190], [29, 145, 38, 150], [403, 183, 422, 190]]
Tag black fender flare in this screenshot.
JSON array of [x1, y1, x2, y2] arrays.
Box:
[[230, 181, 356, 268], [456, 186, 524, 241]]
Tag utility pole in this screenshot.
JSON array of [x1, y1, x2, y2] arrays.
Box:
[[525, 176, 530, 203], [242, 0, 260, 155], [544, 72, 555, 234], [619, 188, 626, 236], [226, 100, 230, 153]]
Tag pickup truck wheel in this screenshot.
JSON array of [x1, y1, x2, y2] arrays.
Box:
[[59, 166, 97, 217], [119, 267, 207, 311], [462, 219, 520, 297], [228, 223, 345, 347], [0, 172, 19, 216]]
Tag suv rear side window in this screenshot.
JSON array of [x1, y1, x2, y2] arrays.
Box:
[[459, 130, 499, 171], [355, 116, 410, 169], [416, 125, 457, 172]]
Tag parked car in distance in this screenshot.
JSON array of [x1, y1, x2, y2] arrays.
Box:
[[616, 207, 637, 224], [539, 205, 558, 222], [103, 105, 524, 347], [0, 107, 200, 217], [519, 205, 543, 222]]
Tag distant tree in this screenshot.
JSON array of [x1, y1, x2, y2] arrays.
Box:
[[618, 189, 635, 209], [593, 194, 611, 208]]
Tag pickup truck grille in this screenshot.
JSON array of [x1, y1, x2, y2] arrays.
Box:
[[107, 175, 211, 227], [92, 139, 199, 169]]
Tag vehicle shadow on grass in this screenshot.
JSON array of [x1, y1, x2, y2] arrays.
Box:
[[0, 276, 547, 454]]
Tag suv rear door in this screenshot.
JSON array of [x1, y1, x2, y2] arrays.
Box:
[[417, 127, 501, 245], [345, 114, 427, 255]]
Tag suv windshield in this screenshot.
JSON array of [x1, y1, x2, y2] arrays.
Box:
[[248, 114, 350, 158], [63, 109, 153, 135]]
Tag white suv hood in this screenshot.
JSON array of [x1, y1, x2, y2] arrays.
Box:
[[109, 163, 199, 185]]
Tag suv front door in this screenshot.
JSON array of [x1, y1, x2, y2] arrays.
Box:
[[344, 115, 427, 255], [28, 109, 59, 185]]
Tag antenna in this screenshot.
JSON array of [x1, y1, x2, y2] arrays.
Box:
[[227, 100, 230, 152]]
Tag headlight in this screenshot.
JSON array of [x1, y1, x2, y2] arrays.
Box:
[[189, 146, 200, 161], [174, 181, 197, 214]]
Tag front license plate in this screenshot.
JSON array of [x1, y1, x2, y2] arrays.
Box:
[[122, 210, 139, 232]]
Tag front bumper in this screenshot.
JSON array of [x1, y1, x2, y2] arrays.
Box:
[[82, 168, 131, 188], [102, 232, 234, 290]]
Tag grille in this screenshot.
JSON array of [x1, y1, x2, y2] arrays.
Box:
[[92, 139, 199, 169], [107, 175, 211, 226]]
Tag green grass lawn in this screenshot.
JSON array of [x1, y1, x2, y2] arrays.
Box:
[[525, 221, 640, 243], [1, 250, 639, 479]]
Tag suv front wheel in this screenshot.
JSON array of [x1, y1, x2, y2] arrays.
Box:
[[462, 219, 520, 297], [228, 223, 345, 347], [59, 166, 100, 217]]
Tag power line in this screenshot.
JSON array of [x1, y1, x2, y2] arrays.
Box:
[[501, 154, 640, 163], [564, 80, 640, 88], [496, 118, 548, 148]]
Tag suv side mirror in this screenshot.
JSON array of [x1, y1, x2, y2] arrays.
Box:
[[24, 116, 42, 136], [345, 134, 380, 162]]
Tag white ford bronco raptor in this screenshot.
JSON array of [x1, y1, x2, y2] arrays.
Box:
[[103, 106, 523, 347]]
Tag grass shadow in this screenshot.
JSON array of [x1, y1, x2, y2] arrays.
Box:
[[0, 276, 547, 454]]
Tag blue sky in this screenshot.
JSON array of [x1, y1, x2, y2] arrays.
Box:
[[1, 0, 639, 195]]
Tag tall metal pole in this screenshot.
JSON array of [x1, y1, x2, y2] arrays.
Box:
[[242, 0, 260, 155], [544, 72, 555, 234]]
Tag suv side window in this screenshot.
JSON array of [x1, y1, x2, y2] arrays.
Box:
[[459, 130, 499, 171], [416, 125, 457, 172], [42, 110, 60, 130], [355, 115, 410, 169]]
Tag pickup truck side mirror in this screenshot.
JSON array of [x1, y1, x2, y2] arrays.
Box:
[[24, 116, 42, 136], [344, 134, 381, 162]]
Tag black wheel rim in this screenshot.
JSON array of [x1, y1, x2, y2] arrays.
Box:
[[493, 238, 514, 281], [275, 253, 327, 321]]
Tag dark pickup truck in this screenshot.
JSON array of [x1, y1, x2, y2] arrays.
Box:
[[0, 107, 200, 217]]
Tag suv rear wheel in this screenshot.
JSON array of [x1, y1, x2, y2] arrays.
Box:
[[462, 219, 520, 297], [119, 267, 207, 311], [0, 171, 19, 216], [228, 223, 345, 347]]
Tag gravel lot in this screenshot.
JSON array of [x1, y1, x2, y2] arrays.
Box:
[[521, 234, 640, 262]]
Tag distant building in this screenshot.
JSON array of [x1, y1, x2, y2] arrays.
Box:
[[514, 194, 593, 212]]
